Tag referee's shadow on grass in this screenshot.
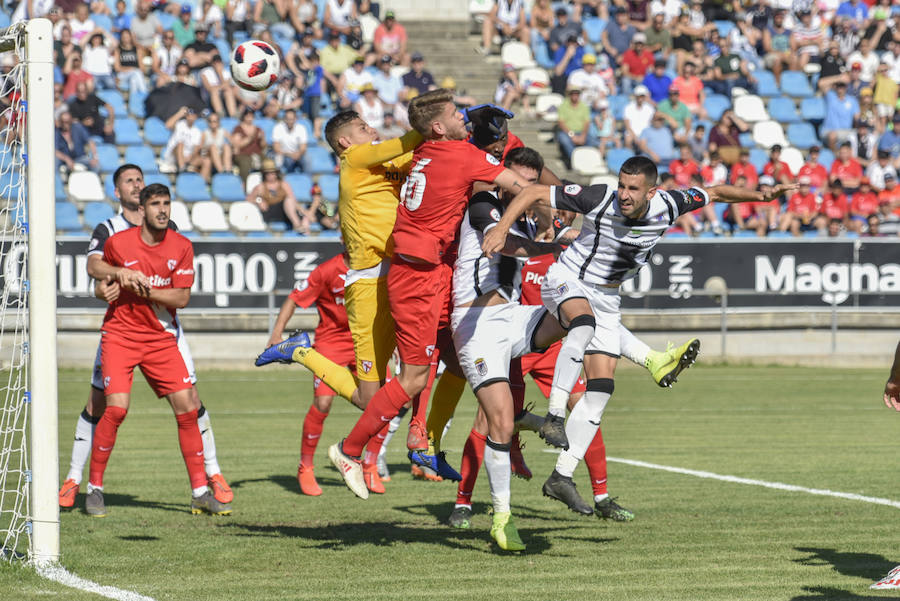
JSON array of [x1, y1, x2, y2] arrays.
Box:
[[794, 547, 896, 581]]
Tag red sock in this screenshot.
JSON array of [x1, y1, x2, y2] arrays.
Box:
[[456, 428, 486, 506], [510, 358, 525, 416], [175, 409, 207, 491], [585, 426, 608, 497], [301, 405, 328, 467], [343, 378, 410, 457], [88, 405, 127, 488], [411, 359, 440, 427], [363, 421, 391, 467]]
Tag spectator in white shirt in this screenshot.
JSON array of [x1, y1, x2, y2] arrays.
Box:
[[70, 3, 95, 45], [846, 38, 880, 84], [152, 31, 183, 86], [566, 54, 610, 111], [200, 112, 232, 182], [163, 106, 204, 175], [271, 109, 309, 173], [354, 83, 384, 130], [623, 84, 655, 149], [867, 149, 899, 191], [339, 56, 374, 108]]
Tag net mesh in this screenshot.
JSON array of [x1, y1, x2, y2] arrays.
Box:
[[0, 27, 30, 562]]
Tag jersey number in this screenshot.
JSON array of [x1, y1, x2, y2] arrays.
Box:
[[400, 158, 432, 211]]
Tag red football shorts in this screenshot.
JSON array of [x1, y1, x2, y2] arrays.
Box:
[[388, 256, 452, 366], [520, 340, 587, 399], [100, 331, 192, 397], [313, 340, 356, 397]]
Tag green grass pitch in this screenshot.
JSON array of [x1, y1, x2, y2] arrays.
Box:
[[4, 365, 900, 601]]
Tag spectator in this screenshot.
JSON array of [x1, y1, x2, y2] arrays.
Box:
[[649, 0, 682, 25], [873, 62, 898, 129], [621, 32, 653, 96], [864, 213, 882, 236], [708, 110, 748, 166], [686, 38, 714, 79], [763, 144, 794, 184], [567, 54, 609, 111], [323, 0, 358, 37], [790, 10, 825, 72], [868, 149, 899, 191], [823, 81, 859, 150], [556, 84, 595, 166], [701, 151, 728, 186], [271, 73, 303, 113], [687, 123, 707, 162], [642, 58, 671, 103], [830, 141, 864, 192], [372, 54, 404, 111], [340, 56, 374, 108], [480, 0, 530, 55], [309, 182, 339, 232], [669, 143, 700, 187], [54, 25, 77, 71], [81, 32, 115, 90], [643, 13, 672, 63], [183, 24, 218, 71], [879, 113, 900, 163], [847, 38, 879, 84], [779, 176, 822, 236], [286, 31, 317, 76], [755, 175, 782, 234], [114, 29, 147, 95], [821, 180, 850, 227], [670, 11, 712, 73], [247, 159, 307, 232], [762, 10, 792, 83], [798, 146, 829, 191], [552, 35, 586, 93], [670, 61, 705, 118], [691, 169, 725, 234], [848, 118, 877, 167], [111, 0, 132, 38], [289, 0, 319, 34], [130, 0, 163, 55], [172, 5, 196, 49], [272, 108, 309, 173], [162, 106, 204, 175], [253, 0, 293, 40], [723, 175, 767, 236], [729, 148, 758, 188], [881, 173, 900, 207], [321, 31, 360, 94], [875, 196, 900, 235], [199, 55, 239, 117], [626, 0, 651, 30], [849, 178, 879, 232], [708, 36, 756, 97], [884, 40, 900, 82], [377, 111, 406, 139], [62, 52, 94, 100], [302, 51, 326, 139], [530, 0, 555, 57], [836, 0, 870, 27], [225, 0, 252, 45], [494, 64, 528, 113], [355, 82, 384, 129], [817, 41, 847, 93], [401, 52, 436, 95], [55, 110, 98, 173], [550, 7, 583, 55], [825, 217, 845, 237], [198, 0, 226, 38], [656, 87, 691, 143], [601, 8, 635, 67], [441, 76, 477, 108], [173, 58, 198, 87], [200, 112, 233, 182], [846, 62, 866, 98], [68, 80, 114, 142], [373, 10, 409, 66], [623, 84, 654, 149], [594, 98, 616, 148], [152, 30, 183, 86], [637, 112, 676, 164], [231, 109, 267, 182], [69, 3, 95, 45]]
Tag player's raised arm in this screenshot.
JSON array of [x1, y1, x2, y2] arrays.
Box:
[[706, 182, 799, 204], [482, 182, 551, 258], [325, 111, 422, 168]]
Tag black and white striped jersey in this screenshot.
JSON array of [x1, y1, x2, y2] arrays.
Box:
[[452, 190, 537, 306], [550, 182, 710, 285], [86, 214, 179, 258]]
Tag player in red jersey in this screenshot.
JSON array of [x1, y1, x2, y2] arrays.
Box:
[[328, 89, 546, 499], [85, 183, 231, 517], [263, 251, 377, 495]]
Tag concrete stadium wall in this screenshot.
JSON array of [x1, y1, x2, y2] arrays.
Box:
[[381, 0, 468, 20]]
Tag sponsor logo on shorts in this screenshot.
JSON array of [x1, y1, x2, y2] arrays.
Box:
[[474, 358, 488, 376], [425, 345, 435, 357], [361, 360, 373, 374], [167, 259, 177, 270], [556, 283, 569, 295], [103, 376, 110, 389]]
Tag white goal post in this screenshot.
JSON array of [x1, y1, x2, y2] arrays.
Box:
[[0, 18, 58, 566]]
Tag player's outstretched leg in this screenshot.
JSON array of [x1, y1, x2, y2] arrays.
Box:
[[328, 441, 369, 500], [255, 331, 312, 365], [646, 338, 700, 388], [377, 406, 407, 481]]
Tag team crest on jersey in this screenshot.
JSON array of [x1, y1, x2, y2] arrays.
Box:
[[89, 238, 99, 250], [167, 259, 177, 270], [556, 283, 569, 295], [474, 358, 488, 376], [485, 153, 500, 166], [490, 208, 501, 221], [564, 184, 582, 196], [313, 376, 322, 387], [361, 360, 373, 374], [296, 279, 309, 291], [103, 376, 110, 389], [425, 345, 436, 357]]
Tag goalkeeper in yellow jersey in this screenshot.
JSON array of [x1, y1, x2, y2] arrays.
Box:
[[257, 111, 421, 492]]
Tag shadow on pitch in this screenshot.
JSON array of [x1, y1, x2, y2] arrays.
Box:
[[794, 547, 896, 581], [789, 586, 891, 600], [62, 492, 187, 516]]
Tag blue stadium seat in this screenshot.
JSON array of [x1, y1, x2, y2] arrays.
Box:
[[244, 231, 273, 238], [780, 71, 814, 98], [0, 12, 10, 30], [704, 94, 731, 122], [211, 173, 245, 202], [714, 20, 736, 38], [582, 17, 607, 44], [92, 13, 113, 33], [215, 39, 232, 66], [800, 96, 826, 122], [738, 132, 754, 147], [103, 173, 116, 199], [143, 116, 170, 147], [96, 89, 127, 117], [221, 117, 239, 131], [802, 229, 820, 238], [206, 231, 237, 238], [533, 40, 554, 70], [55, 202, 82, 232], [285, 173, 313, 202], [129, 91, 148, 118], [96, 143, 120, 173], [666, 231, 689, 239], [0, 168, 23, 201], [175, 173, 211, 202], [297, 118, 315, 141], [303, 146, 334, 174], [767, 231, 793, 238], [749, 148, 768, 173], [754, 70, 780, 97], [767, 97, 800, 123], [605, 148, 631, 173], [787, 122, 819, 149], [609, 94, 628, 120], [733, 230, 759, 238], [157, 11, 176, 30], [268, 221, 289, 232], [124, 145, 160, 174], [256, 118, 276, 142], [818, 148, 835, 168], [319, 174, 339, 202], [319, 229, 341, 238], [113, 117, 142, 145], [55, 172, 66, 202], [83, 201, 115, 229]]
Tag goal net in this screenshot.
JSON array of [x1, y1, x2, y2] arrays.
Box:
[[0, 18, 58, 565]]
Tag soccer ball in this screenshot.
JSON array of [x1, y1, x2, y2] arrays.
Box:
[[230, 40, 280, 91]]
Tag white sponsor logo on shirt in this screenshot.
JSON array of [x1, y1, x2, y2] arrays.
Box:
[[485, 153, 500, 166], [564, 184, 582, 196], [490, 209, 501, 221], [124, 260, 139, 267]]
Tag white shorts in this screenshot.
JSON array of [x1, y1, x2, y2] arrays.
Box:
[[91, 320, 197, 389], [451, 302, 547, 392], [540, 262, 622, 358]]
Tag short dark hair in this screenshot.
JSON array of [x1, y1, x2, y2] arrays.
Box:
[[504, 147, 544, 175], [408, 88, 455, 135], [619, 155, 658, 184], [659, 172, 674, 185], [113, 163, 143, 186], [324, 110, 361, 154], [139, 183, 170, 205]]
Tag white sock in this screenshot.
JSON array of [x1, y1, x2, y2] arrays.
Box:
[[86, 482, 101, 494], [594, 493, 609, 503], [197, 405, 221, 477], [548, 318, 595, 416], [555, 451, 580, 478], [379, 407, 406, 458], [441, 417, 453, 442], [555, 386, 612, 476], [484, 437, 511, 514], [192, 486, 208, 498], [619, 324, 651, 368], [66, 409, 97, 483], [454, 503, 472, 509]]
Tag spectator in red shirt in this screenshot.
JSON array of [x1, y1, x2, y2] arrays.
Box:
[[821, 180, 849, 224], [763, 144, 794, 184], [756, 175, 783, 234], [621, 32, 654, 96], [882, 174, 900, 214], [669, 143, 700, 187], [62, 51, 94, 100], [779, 176, 823, 235], [729, 148, 759, 188], [724, 174, 766, 236], [373, 10, 409, 66], [797, 145, 829, 192], [830, 141, 863, 192], [850, 177, 879, 232]]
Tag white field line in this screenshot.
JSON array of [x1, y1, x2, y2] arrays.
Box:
[[37, 564, 156, 601]]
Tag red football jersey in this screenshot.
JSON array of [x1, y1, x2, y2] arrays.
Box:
[[290, 253, 353, 352], [830, 159, 863, 182], [520, 253, 555, 307], [851, 191, 879, 216], [102, 227, 194, 342], [763, 160, 793, 181], [788, 192, 819, 215], [669, 159, 699, 187], [729, 162, 759, 188], [821, 193, 848, 219], [393, 139, 506, 264], [798, 163, 828, 190], [502, 132, 525, 160]]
